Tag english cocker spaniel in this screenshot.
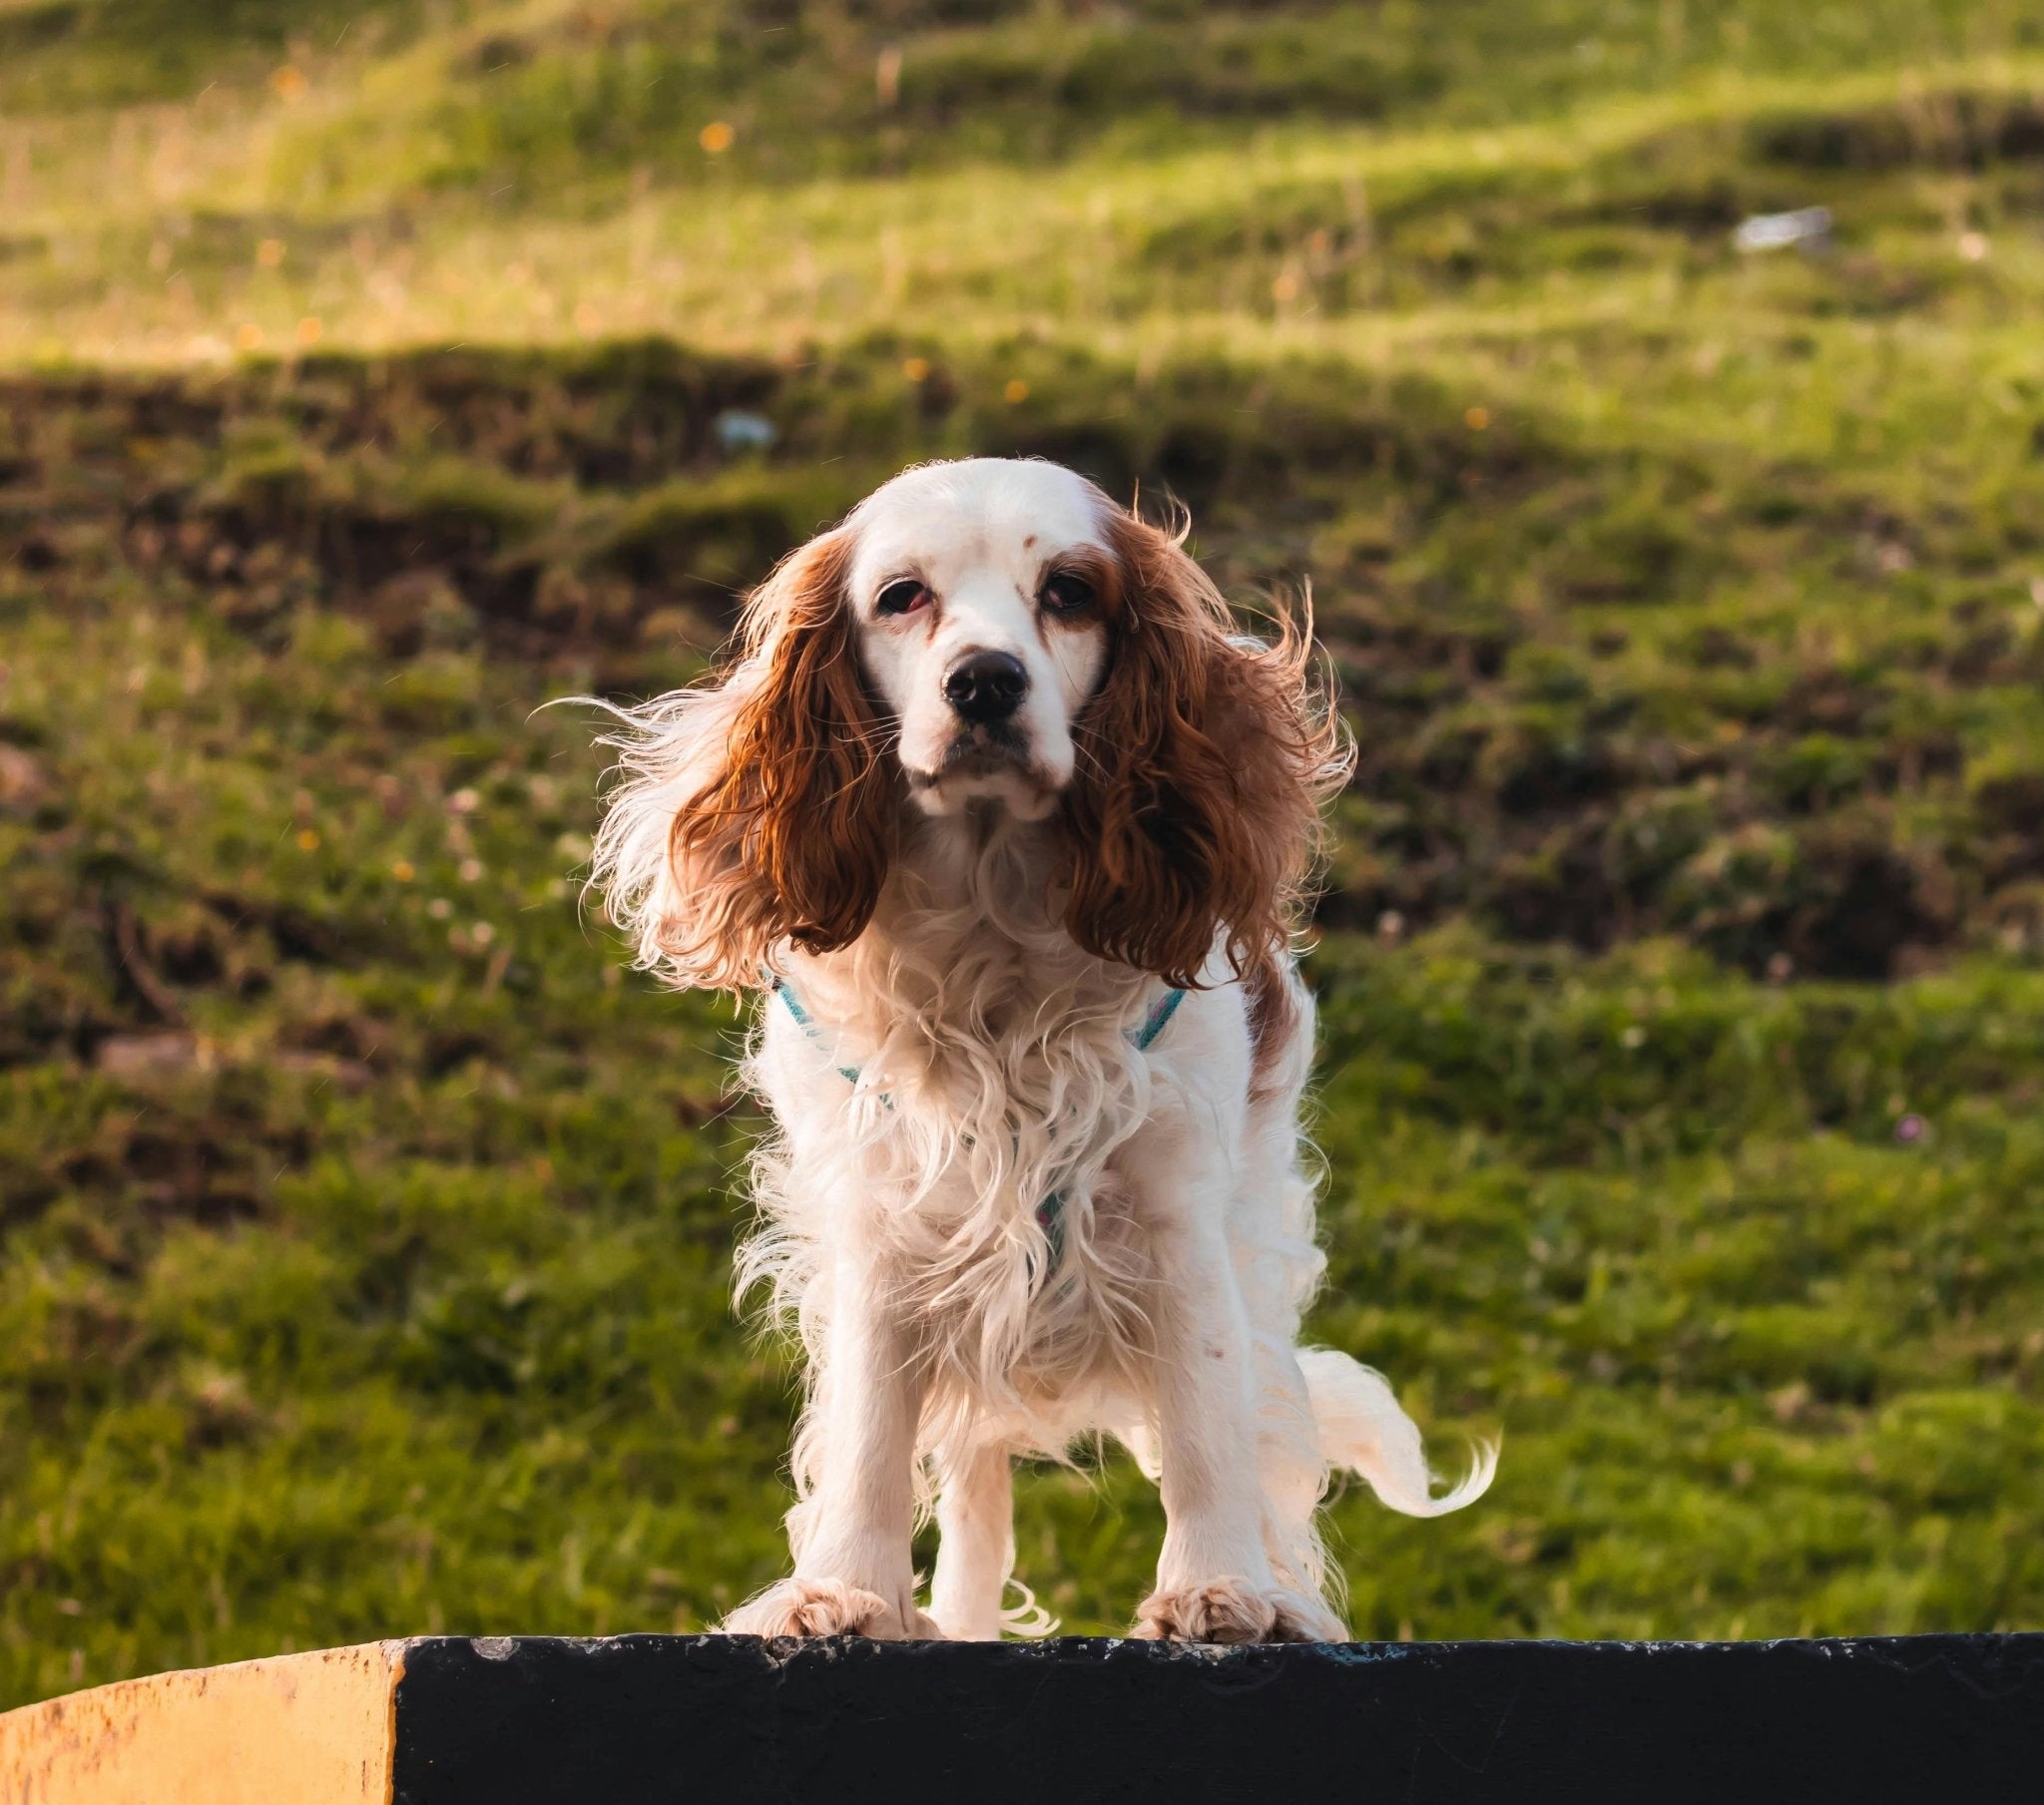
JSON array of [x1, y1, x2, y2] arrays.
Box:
[[589, 458, 1493, 1644]]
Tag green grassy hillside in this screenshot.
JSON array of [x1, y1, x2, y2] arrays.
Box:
[[2, 1, 2043, 1707]]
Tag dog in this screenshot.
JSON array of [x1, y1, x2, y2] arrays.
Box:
[[588, 458, 1493, 1643]]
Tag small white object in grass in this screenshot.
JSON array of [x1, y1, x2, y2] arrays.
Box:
[[1733, 207, 1831, 253], [715, 408, 776, 452], [1959, 230, 1989, 262]]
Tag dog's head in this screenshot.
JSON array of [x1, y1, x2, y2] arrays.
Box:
[[592, 458, 1349, 991], [849, 459, 1111, 823]]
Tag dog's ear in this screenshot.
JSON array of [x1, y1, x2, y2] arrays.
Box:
[[1058, 509, 1351, 991], [591, 529, 896, 990]]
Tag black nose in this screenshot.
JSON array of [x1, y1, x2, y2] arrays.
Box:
[[943, 649, 1029, 724]]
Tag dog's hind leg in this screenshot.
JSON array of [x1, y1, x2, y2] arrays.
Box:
[[929, 1441, 1019, 1640]]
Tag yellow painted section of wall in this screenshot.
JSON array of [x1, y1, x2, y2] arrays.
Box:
[[0, 1641, 406, 1805]]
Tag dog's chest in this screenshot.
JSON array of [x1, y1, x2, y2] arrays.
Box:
[[751, 950, 1170, 1396]]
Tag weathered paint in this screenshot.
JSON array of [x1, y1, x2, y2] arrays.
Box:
[[0, 1641, 405, 1805]]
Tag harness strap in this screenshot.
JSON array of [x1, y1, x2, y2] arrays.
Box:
[[770, 979, 863, 1087], [769, 977, 1187, 1270], [770, 978, 1186, 1092], [1129, 984, 1186, 1054]]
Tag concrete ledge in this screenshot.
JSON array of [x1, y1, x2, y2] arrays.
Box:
[[5, 1633, 2042, 1804]]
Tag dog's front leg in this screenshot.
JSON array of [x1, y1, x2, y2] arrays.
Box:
[[1131, 1137, 1341, 1645], [722, 1250, 939, 1640]]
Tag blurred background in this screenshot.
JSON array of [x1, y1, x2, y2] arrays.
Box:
[[3, 0, 2043, 1708]]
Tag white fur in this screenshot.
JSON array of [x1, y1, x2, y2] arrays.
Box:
[[587, 459, 1493, 1643]]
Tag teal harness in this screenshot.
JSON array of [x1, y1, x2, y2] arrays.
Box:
[[770, 979, 1186, 1265]]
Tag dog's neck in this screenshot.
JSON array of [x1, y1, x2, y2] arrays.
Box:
[[778, 803, 1154, 1074]]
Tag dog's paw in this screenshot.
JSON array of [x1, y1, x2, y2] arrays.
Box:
[[721, 1578, 941, 1640], [1132, 1579, 1344, 1645]]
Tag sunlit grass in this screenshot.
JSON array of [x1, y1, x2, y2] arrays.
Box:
[[3, 7, 2042, 365]]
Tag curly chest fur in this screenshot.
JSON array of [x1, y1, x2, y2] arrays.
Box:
[[742, 916, 1174, 1404]]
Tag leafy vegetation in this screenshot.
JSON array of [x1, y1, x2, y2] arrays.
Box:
[[2, 0, 2042, 1709]]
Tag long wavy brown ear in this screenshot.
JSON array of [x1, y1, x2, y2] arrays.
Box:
[[1059, 507, 1353, 992], [589, 529, 896, 991]]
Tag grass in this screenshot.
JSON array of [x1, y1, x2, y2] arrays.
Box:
[[2, 0, 2043, 1709]]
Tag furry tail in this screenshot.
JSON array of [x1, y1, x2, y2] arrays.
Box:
[[1297, 1348, 1497, 1519]]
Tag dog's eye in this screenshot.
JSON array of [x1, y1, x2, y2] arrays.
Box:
[[875, 579, 929, 618], [1039, 571, 1096, 614]]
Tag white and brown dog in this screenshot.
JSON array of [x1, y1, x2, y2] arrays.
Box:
[[589, 458, 1492, 1644]]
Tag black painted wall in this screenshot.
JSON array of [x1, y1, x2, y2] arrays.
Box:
[[389, 1633, 2044, 1804]]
